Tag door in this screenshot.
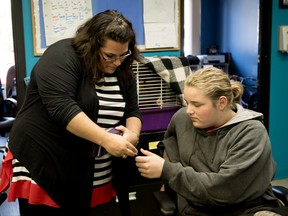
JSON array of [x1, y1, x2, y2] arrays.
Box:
[[257, 0, 272, 129]]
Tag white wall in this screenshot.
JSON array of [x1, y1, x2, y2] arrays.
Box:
[[0, 0, 14, 90], [183, 0, 201, 56]]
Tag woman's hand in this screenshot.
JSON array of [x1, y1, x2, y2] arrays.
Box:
[[66, 112, 139, 158], [116, 125, 139, 146], [135, 148, 165, 179], [102, 131, 138, 158]]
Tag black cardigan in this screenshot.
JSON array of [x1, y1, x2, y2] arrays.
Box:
[[8, 39, 141, 209]]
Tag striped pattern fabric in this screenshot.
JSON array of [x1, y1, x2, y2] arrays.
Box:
[[93, 75, 125, 188], [12, 159, 34, 183]]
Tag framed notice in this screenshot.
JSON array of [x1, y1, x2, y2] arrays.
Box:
[[31, 0, 181, 56], [31, 0, 92, 56]]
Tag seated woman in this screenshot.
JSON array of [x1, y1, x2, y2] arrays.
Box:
[[135, 67, 282, 215]]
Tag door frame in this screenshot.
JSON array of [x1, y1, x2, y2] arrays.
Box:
[[11, 0, 27, 109], [258, 0, 272, 130]]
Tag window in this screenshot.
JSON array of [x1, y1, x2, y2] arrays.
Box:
[[0, 0, 15, 98]]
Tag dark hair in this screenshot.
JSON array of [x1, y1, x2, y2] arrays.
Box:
[[71, 10, 140, 83]]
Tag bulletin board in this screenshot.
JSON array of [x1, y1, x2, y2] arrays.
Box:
[[30, 0, 181, 56]]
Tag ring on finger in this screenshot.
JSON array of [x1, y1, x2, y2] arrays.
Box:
[[122, 154, 127, 159]]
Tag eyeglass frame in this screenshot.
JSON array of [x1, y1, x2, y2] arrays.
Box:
[[99, 49, 131, 62]]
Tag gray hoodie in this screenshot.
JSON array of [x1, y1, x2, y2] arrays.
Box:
[[160, 105, 279, 215]]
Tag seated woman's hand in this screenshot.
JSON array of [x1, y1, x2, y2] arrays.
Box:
[[135, 148, 165, 179]]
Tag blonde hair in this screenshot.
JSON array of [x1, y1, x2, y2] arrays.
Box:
[[185, 67, 244, 107]]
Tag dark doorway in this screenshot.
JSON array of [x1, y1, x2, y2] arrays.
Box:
[[258, 0, 272, 130], [11, 0, 27, 110]]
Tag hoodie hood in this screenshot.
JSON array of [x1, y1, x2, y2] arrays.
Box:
[[224, 104, 263, 127], [196, 104, 264, 136]]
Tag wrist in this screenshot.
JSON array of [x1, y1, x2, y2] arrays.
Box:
[[131, 130, 140, 146], [131, 130, 140, 138]]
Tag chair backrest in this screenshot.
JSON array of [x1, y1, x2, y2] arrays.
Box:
[[0, 78, 17, 119], [0, 79, 5, 121], [0, 78, 16, 136], [6, 65, 16, 99]]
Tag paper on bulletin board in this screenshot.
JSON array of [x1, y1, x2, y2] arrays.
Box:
[[144, 23, 177, 49], [143, 0, 175, 23], [42, 0, 92, 46], [143, 0, 178, 49]]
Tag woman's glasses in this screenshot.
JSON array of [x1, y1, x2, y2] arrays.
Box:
[[100, 49, 131, 62]]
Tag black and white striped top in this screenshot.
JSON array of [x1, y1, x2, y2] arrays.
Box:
[[92, 75, 125, 187]]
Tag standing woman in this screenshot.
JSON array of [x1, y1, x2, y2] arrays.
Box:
[[0, 10, 141, 216]]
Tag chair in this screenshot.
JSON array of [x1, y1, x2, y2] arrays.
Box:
[[273, 186, 288, 206], [0, 192, 7, 206], [6, 65, 16, 99], [153, 185, 288, 216], [0, 78, 16, 137], [229, 75, 258, 111]]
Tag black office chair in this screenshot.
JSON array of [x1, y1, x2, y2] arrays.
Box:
[[0, 192, 7, 206], [0, 78, 17, 137], [153, 185, 288, 216], [6, 65, 17, 100], [273, 186, 288, 206]]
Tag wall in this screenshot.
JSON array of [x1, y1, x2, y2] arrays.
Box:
[[269, 0, 288, 179], [22, 0, 39, 77], [200, 0, 219, 55], [22, 0, 180, 76], [201, 0, 288, 179], [201, 0, 259, 79], [218, 0, 259, 79]]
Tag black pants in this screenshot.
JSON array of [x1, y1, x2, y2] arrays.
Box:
[[112, 156, 134, 216]]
